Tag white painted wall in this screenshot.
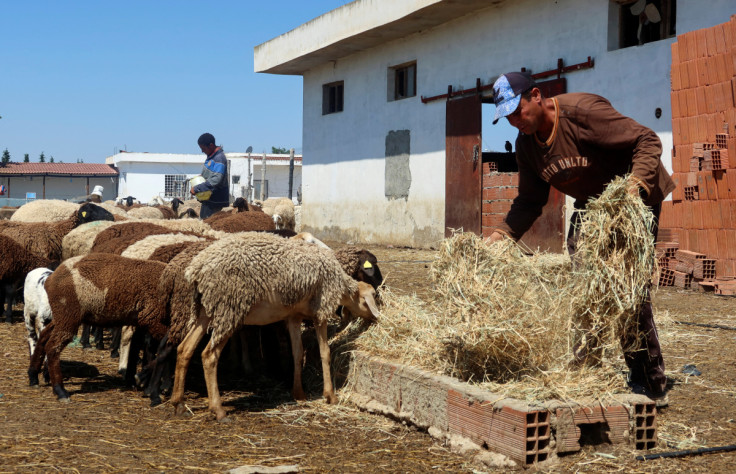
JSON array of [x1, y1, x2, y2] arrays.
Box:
[[108, 152, 301, 204], [0, 175, 116, 202], [297, 0, 734, 247]]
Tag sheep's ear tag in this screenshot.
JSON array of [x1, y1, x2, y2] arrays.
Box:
[[82, 211, 87, 217], [363, 261, 373, 269]]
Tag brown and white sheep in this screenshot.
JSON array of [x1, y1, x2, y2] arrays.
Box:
[[168, 232, 379, 421], [28, 254, 170, 400]]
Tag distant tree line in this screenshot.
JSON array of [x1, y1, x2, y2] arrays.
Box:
[[1, 149, 68, 164]]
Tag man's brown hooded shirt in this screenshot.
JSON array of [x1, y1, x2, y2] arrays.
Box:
[[495, 92, 675, 240]]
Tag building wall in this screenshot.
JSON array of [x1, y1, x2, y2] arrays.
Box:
[[110, 153, 301, 204], [0, 175, 116, 202], [300, 0, 734, 247]]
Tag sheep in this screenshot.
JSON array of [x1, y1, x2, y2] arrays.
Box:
[[120, 233, 211, 261], [10, 200, 80, 223], [24, 266, 56, 355], [333, 246, 384, 291], [1, 236, 53, 323], [125, 206, 169, 220], [0, 203, 116, 261], [171, 198, 199, 219], [61, 220, 117, 260], [272, 201, 296, 231], [28, 253, 170, 400], [205, 210, 276, 233], [168, 232, 380, 421], [117, 196, 140, 207], [89, 222, 205, 256], [99, 202, 129, 219], [1, 203, 115, 323]]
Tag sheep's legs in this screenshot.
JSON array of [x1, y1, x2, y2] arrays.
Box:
[[201, 336, 230, 422], [117, 325, 134, 375], [316, 320, 337, 404], [30, 322, 74, 400], [286, 318, 305, 401], [170, 312, 208, 416]]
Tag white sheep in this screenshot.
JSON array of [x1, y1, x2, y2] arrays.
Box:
[[168, 232, 380, 421], [23, 267, 54, 356], [10, 200, 80, 223]]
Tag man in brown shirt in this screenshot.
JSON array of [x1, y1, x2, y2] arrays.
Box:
[[488, 71, 674, 406]]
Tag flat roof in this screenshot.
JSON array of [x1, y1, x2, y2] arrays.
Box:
[[254, 0, 503, 75]]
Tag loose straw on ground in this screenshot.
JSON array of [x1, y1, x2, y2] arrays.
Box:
[[345, 175, 657, 402]]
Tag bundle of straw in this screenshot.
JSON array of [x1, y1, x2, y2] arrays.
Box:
[[350, 175, 656, 401]]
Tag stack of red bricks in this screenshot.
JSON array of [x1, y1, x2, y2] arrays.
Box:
[[659, 15, 736, 281], [481, 162, 518, 237], [657, 248, 716, 290]]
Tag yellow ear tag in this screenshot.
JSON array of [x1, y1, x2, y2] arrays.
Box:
[[82, 211, 87, 217], [363, 261, 373, 269]]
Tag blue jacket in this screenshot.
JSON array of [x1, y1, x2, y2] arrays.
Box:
[[193, 147, 229, 205]]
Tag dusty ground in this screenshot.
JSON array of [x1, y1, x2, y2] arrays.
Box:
[[1, 241, 735, 473]]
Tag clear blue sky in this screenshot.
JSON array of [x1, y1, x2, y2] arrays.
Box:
[[0, 1, 354, 164]]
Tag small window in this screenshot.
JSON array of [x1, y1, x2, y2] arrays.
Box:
[[322, 81, 344, 115], [609, 0, 676, 50], [253, 179, 269, 200], [164, 174, 187, 198], [232, 175, 240, 185], [389, 62, 416, 101]]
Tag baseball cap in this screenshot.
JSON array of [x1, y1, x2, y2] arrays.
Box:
[[491, 71, 537, 124]]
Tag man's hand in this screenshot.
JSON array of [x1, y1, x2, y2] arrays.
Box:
[[484, 231, 506, 244], [190, 187, 195, 196]]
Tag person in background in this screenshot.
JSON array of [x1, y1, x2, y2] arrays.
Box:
[[191, 132, 230, 219], [487, 71, 675, 407], [88, 185, 104, 203]]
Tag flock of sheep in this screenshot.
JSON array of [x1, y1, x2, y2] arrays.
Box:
[[1, 196, 383, 422]]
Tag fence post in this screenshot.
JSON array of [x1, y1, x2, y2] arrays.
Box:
[[288, 148, 295, 200]]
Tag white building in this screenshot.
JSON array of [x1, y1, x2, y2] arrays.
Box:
[[105, 151, 302, 204], [255, 0, 734, 248]]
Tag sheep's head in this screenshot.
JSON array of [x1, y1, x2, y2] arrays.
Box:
[[77, 202, 115, 225], [272, 214, 283, 229], [341, 281, 380, 322]]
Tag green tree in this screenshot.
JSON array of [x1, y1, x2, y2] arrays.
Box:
[[23, 153, 30, 163], [39, 152, 45, 163], [49, 155, 55, 163], [271, 146, 289, 154], [1, 148, 9, 164]]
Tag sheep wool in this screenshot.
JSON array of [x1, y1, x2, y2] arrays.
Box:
[[206, 211, 276, 233], [182, 232, 359, 347], [0, 212, 81, 261], [120, 233, 208, 261], [126, 206, 167, 220], [10, 200, 80, 223], [61, 220, 117, 260], [90, 222, 179, 255], [99, 202, 129, 218]]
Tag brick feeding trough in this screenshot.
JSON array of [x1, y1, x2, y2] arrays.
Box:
[[347, 352, 657, 467]]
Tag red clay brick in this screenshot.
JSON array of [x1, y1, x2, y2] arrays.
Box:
[[673, 201, 684, 228], [717, 230, 729, 260], [694, 87, 707, 116], [694, 201, 705, 229], [483, 173, 504, 187], [483, 187, 503, 200], [711, 200, 723, 227], [721, 200, 734, 228], [689, 116, 701, 142], [695, 58, 713, 87], [715, 171, 729, 199], [728, 231, 736, 260], [707, 230, 719, 257], [660, 201, 673, 228], [696, 29, 708, 58], [729, 172, 736, 198], [705, 85, 717, 114], [697, 172, 709, 200], [706, 172, 719, 199], [671, 41, 680, 65], [682, 201, 693, 229], [705, 25, 718, 57], [689, 230, 699, 251], [670, 91, 681, 118]]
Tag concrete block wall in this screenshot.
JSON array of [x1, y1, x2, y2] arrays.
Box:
[[660, 15, 736, 279], [347, 351, 657, 468]]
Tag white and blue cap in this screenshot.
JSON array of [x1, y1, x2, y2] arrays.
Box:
[[491, 71, 537, 124]]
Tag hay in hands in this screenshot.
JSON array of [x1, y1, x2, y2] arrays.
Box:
[[351, 175, 656, 402]]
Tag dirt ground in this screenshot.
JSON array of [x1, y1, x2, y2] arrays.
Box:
[[1, 241, 736, 473]]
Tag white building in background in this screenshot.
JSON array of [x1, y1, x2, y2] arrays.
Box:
[[255, 0, 734, 248], [105, 152, 302, 203]]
